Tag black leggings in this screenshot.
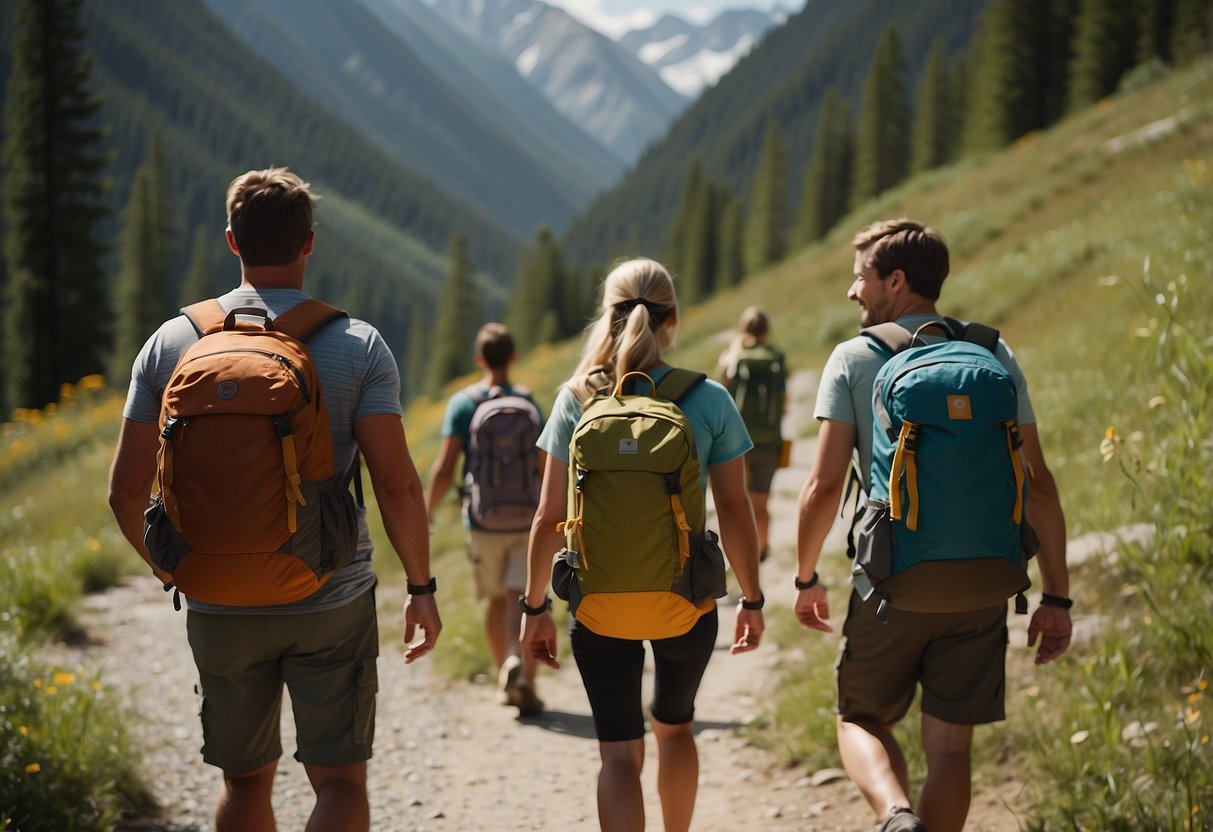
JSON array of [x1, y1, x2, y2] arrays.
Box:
[[570, 607, 719, 742]]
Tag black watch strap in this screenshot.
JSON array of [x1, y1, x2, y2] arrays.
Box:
[[406, 577, 437, 596], [519, 594, 552, 615], [794, 572, 820, 590], [739, 594, 765, 611], [1040, 592, 1073, 609]]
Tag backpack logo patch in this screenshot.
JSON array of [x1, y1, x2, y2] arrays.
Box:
[[618, 438, 639, 455], [217, 381, 239, 400], [947, 394, 972, 420]]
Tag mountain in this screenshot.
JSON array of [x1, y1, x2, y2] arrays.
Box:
[[560, 0, 992, 269], [619, 8, 788, 97], [432, 0, 690, 164], [196, 0, 618, 235]]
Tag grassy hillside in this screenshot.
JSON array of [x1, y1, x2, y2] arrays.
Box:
[[2, 57, 1210, 828]]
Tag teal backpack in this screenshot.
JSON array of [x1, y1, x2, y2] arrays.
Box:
[[727, 346, 785, 444], [855, 319, 1037, 622]]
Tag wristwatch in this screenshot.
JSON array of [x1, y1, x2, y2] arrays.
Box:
[[519, 594, 553, 615], [406, 577, 438, 596]]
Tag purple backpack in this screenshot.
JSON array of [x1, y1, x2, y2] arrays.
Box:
[[463, 386, 542, 531]]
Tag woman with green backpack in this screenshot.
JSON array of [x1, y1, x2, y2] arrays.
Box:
[[521, 257, 765, 832]]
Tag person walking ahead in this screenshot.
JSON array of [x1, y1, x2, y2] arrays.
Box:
[[793, 219, 1071, 832], [108, 167, 441, 832], [426, 322, 545, 715], [717, 305, 788, 563], [521, 258, 765, 832]]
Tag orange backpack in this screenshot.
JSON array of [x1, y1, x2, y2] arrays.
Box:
[[143, 299, 360, 606]]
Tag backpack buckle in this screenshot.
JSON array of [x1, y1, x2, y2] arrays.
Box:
[[271, 414, 294, 437]]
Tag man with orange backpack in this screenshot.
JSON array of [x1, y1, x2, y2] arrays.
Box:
[[108, 167, 440, 832]]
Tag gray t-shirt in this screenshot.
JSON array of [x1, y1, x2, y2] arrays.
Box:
[[124, 287, 403, 614]]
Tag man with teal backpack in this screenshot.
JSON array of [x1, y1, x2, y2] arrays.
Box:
[[792, 219, 1072, 832]]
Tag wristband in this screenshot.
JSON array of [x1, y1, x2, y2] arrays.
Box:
[[794, 572, 820, 590], [739, 594, 765, 611], [1040, 593, 1073, 610], [406, 577, 437, 596], [519, 594, 552, 615]]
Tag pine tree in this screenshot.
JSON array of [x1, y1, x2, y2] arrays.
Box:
[[743, 121, 789, 274], [1138, 0, 1176, 63], [910, 40, 956, 174], [1067, 0, 1141, 112], [110, 131, 174, 387], [426, 234, 480, 395], [3, 0, 110, 411], [507, 225, 568, 352], [1172, 0, 1212, 64], [179, 224, 224, 307], [715, 192, 744, 288], [680, 175, 718, 303], [793, 87, 854, 246], [851, 24, 910, 208], [663, 160, 706, 280], [403, 300, 430, 403]]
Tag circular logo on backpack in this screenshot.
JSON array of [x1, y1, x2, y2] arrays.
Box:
[[217, 381, 238, 400]]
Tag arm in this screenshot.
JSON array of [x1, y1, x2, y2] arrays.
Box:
[[424, 435, 463, 521], [793, 418, 856, 634], [107, 418, 173, 585], [1019, 423, 1071, 665], [521, 453, 566, 669], [354, 413, 441, 663], [709, 456, 764, 654]]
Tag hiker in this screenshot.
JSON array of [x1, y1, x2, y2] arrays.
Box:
[[521, 257, 765, 832], [425, 322, 545, 716], [792, 219, 1071, 832], [107, 167, 440, 832], [717, 305, 788, 563]]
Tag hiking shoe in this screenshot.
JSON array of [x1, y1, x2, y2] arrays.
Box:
[[512, 682, 544, 717], [875, 807, 927, 832], [498, 654, 523, 705]]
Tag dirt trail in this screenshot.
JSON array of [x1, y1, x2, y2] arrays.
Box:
[[46, 368, 1028, 831]]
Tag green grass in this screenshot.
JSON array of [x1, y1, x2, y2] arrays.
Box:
[[2, 56, 1212, 831]]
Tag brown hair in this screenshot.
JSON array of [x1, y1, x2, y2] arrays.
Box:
[[226, 167, 316, 267], [475, 323, 515, 370], [852, 218, 949, 300]]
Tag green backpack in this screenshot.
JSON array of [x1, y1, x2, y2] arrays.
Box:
[[551, 368, 728, 640], [728, 346, 785, 444]]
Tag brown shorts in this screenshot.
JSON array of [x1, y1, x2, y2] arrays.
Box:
[[466, 529, 529, 599], [836, 590, 1008, 725], [744, 441, 782, 494], [187, 589, 379, 772]]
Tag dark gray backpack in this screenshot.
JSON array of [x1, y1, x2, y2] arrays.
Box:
[[462, 386, 542, 532]]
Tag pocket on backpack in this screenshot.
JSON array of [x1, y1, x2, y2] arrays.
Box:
[[550, 548, 582, 612], [686, 530, 728, 603], [856, 499, 893, 584], [318, 484, 359, 574], [143, 499, 190, 574], [1020, 518, 1041, 559]]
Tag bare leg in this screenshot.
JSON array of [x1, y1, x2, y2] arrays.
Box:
[[917, 713, 973, 832], [651, 717, 698, 832], [750, 491, 770, 556], [216, 761, 277, 832], [836, 716, 913, 822], [303, 761, 369, 832], [484, 595, 509, 670], [597, 738, 646, 831]]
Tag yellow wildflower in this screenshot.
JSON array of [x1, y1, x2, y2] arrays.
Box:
[[44, 686, 58, 695], [53, 671, 76, 686], [78, 374, 106, 391], [32, 678, 41, 689], [1186, 708, 1200, 726], [87, 538, 102, 553], [1100, 426, 1120, 462], [18, 726, 27, 736], [25, 763, 40, 774]]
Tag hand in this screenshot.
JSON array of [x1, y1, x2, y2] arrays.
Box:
[[521, 612, 560, 669], [402, 593, 441, 663], [1027, 603, 1071, 665], [730, 607, 764, 654], [794, 584, 832, 633]]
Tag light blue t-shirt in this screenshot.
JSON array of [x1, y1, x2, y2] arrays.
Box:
[[537, 365, 753, 493], [124, 287, 402, 615]]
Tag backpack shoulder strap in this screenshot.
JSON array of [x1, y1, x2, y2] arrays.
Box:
[[272, 299, 348, 342], [944, 317, 1000, 354], [181, 299, 227, 336], [655, 368, 707, 405], [860, 322, 913, 355], [462, 385, 488, 406]]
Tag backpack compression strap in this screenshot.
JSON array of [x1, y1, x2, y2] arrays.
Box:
[[655, 369, 706, 562]]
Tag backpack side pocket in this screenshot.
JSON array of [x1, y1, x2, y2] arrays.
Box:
[[144, 499, 190, 574], [856, 499, 893, 585], [551, 548, 582, 614], [671, 530, 727, 603]]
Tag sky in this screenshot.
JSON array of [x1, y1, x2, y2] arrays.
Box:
[[544, 0, 801, 38]]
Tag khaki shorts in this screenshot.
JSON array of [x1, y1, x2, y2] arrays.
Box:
[[744, 441, 782, 494], [836, 590, 1008, 725], [466, 528, 529, 599], [186, 589, 379, 772]]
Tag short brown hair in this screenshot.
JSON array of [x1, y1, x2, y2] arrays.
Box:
[[475, 323, 515, 369], [226, 167, 316, 267], [852, 218, 949, 300]]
